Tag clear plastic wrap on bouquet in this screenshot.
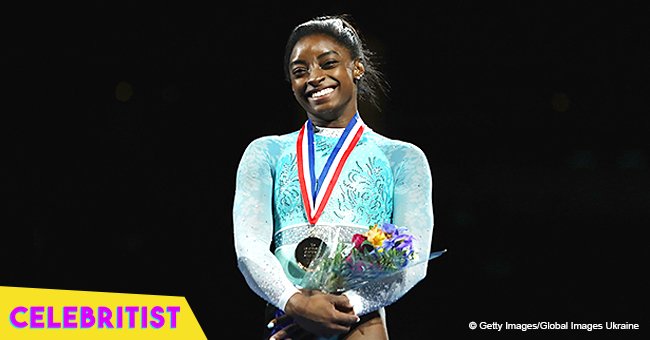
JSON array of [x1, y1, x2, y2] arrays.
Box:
[[298, 223, 446, 293]]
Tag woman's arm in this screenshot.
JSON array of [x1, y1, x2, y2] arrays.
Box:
[[233, 137, 301, 310], [344, 142, 434, 315], [235, 137, 360, 338]]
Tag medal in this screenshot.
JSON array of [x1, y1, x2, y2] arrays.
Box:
[[294, 113, 365, 268], [294, 237, 328, 270]]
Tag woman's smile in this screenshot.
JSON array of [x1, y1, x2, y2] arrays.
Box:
[[307, 85, 337, 103]]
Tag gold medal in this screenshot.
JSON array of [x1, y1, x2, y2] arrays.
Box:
[[295, 237, 327, 271]]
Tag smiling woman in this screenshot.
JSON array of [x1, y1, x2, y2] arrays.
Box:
[[233, 15, 436, 340], [283, 15, 387, 123], [287, 34, 362, 126]]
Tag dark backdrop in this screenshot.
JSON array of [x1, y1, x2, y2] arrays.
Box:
[[4, 1, 648, 339]]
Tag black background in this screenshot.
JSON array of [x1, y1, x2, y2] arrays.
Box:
[[4, 1, 648, 339]]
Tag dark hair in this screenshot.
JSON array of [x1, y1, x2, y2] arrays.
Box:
[[283, 14, 389, 110]]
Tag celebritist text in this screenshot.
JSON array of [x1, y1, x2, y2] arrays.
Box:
[[9, 305, 181, 329]]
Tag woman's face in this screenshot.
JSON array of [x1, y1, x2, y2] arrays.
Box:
[[288, 34, 364, 126]]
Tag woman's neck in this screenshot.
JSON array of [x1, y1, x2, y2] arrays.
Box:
[[309, 109, 358, 128]]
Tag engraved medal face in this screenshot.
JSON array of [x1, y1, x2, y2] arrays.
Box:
[[295, 237, 327, 270]]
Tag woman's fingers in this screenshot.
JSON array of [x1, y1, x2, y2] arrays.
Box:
[[331, 294, 354, 313], [267, 313, 291, 329], [269, 323, 299, 339], [330, 303, 360, 327]]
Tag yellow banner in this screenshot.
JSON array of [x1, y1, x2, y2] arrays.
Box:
[[0, 286, 206, 340]]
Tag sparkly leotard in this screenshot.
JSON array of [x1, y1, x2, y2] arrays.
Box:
[[233, 122, 434, 316]]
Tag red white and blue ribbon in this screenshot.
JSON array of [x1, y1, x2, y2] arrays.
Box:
[[296, 113, 365, 225]]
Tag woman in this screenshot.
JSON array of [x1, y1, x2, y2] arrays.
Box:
[[233, 15, 435, 339]]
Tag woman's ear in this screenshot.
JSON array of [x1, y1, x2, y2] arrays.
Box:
[[353, 59, 365, 80]]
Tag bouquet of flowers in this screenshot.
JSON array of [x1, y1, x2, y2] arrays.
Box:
[[299, 222, 446, 293]]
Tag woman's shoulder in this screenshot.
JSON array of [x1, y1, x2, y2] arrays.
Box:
[[365, 129, 427, 158], [239, 130, 299, 160], [244, 131, 299, 148], [365, 130, 431, 179]]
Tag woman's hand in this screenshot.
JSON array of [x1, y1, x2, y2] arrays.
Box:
[[273, 290, 359, 339]]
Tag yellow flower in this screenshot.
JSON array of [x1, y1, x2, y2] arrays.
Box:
[[365, 225, 387, 247]]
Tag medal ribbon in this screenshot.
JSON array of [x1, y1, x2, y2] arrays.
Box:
[[297, 113, 365, 225]]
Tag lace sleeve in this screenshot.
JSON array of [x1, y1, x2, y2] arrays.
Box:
[[233, 137, 300, 310], [344, 142, 434, 315]]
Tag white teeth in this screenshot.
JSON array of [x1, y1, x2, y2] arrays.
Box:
[[311, 87, 334, 98]]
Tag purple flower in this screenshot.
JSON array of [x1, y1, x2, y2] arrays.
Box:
[[394, 234, 414, 256], [380, 223, 397, 235]]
